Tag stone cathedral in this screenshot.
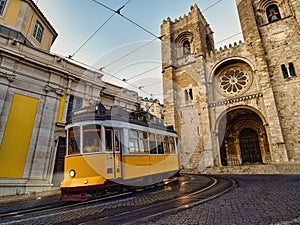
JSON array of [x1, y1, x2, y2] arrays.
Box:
[[160, 0, 300, 173]]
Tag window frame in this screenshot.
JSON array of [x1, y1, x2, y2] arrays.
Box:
[[0, 0, 7, 16], [83, 125, 102, 153], [32, 20, 44, 43], [266, 4, 281, 23], [67, 126, 81, 155], [128, 129, 140, 154]]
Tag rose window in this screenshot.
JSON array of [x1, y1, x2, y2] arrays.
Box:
[[217, 68, 252, 96]]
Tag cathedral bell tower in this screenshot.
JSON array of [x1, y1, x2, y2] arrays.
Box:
[[160, 4, 215, 170], [236, 0, 300, 163]]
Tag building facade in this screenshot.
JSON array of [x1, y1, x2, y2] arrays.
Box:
[[161, 0, 300, 172], [139, 97, 164, 119], [0, 0, 139, 196]]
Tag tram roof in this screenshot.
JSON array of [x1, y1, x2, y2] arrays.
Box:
[[68, 103, 176, 133]]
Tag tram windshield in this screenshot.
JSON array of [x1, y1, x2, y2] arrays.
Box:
[[83, 125, 101, 153]]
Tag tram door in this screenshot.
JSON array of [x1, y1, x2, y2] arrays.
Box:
[[105, 128, 121, 179]]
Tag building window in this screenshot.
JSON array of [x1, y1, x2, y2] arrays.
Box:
[[183, 40, 191, 56], [0, 0, 7, 16], [66, 95, 83, 121], [33, 20, 44, 43], [184, 88, 193, 101], [282, 63, 297, 79], [266, 4, 281, 23]]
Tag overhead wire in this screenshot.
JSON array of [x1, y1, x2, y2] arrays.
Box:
[[123, 64, 161, 81], [70, 14, 115, 58], [70, 0, 132, 58], [90, 0, 160, 39], [67, 0, 236, 98], [98, 0, 226, 88], [64, 56, 159, 98], [103, 37, 158, 69], [215, 32, 242, 45]]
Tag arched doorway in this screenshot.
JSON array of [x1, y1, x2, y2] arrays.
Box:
[[239, 128, 262, 164], [218, 108, 270, 166]]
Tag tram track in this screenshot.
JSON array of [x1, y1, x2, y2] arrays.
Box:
[[81, 175, 236, 225], [0, 190, 135, 223], [0, 178, 176, 220], [0, 175, 235, 225]]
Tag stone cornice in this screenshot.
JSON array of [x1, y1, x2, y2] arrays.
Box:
[[209, 93, 263, 108]]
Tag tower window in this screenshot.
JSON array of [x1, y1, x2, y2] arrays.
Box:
[[33, 20, 44, 43], [288, 63, 296, 77], [281, 63, 297, 79], [0, 0, 7, 16], [266, 4, 281, 23], [183, 40, 191, 56], [184, 90, 189, 101], [189, 88, 193, 100], [184, 88, 193, 101], [281, 64, 288, 79]]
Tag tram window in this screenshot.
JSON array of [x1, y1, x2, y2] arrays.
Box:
[[83, 125, 101, 153], [105, 129, 113, 152], [169, 137, 176, 153], [156, 134, 164, 154], [139, 131, 149, 154], [164, 136, 170, 154], [149, 133, 157, 154], [68, 126, 81, 154], [129, 130, 139, 153], [114, 130, 120, 152]]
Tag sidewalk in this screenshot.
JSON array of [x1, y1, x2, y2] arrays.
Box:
[[0, 188, 60, 205]]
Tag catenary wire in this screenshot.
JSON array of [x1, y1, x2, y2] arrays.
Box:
[[100, 0, 226, 83], [90, 0, 160, 39], [103, 37, 158, 69], [123, 64, 161, 81], [65, 0, 235, 98], [70, 0, 132, 58], [99, 0, 225, 70]]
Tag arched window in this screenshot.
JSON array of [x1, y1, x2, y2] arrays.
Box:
[[266, 4, 281, 23], [183, 40, 191, 56]]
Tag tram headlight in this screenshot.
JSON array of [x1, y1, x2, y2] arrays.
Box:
[[69, 170, 76, 178]]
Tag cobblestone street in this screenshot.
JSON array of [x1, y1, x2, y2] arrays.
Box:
[[0, 174, 299, 225], [139, 175, 300, 225]]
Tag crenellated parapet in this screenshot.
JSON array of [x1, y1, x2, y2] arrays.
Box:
[[161, 4, 212, 39], [205, 40, 247, 62]]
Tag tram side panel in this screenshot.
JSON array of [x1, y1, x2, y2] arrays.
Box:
[[121, 128, 180, 182], [122, 155, 150, 179]]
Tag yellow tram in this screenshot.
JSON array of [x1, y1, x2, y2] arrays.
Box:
[[60, 103, 180, 201]]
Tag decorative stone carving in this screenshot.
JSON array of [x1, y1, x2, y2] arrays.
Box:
[[0, 72, 16, 82], [44, 84, 64, 96]]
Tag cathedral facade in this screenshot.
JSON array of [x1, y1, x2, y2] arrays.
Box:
[[160, 0, 300, 172]]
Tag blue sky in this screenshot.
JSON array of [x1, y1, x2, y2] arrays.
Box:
[[37, 0, 243, 101]]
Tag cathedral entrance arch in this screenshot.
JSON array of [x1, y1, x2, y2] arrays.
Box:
[[218, 107, 271, 166]]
